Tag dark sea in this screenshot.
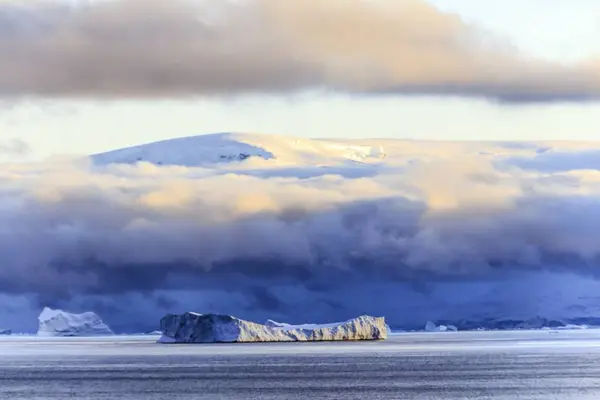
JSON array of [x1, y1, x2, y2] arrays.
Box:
[[1, 331, 600, 399]]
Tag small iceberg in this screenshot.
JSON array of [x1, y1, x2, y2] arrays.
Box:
[[425, 321, 458, 332], [37, 307, 114, 337]]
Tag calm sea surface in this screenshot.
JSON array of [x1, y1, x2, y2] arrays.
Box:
[[1, 331, 600, 399]]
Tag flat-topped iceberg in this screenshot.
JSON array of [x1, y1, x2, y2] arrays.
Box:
[[159, 313, 388, 343], [37, 307, 114, 337]]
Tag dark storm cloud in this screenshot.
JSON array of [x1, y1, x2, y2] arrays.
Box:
[[0, 0, 599, 102]]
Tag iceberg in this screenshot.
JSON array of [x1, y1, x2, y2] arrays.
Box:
[[0, 328, 11, 335], [425, 321, 458, 332], [159, 313, 388, 343], [556, 324, 589, 330], [37, 307, 114, 337]]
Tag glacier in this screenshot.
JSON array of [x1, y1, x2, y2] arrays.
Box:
[[159, 313, 388, 343], [37, 307, 114, 337]]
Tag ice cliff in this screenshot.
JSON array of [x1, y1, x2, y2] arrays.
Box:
[[158, 313, 388, 343], [37, 307, 114, 337]]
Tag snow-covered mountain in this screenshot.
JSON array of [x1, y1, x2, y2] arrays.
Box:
[[92, 132, 387, 167], [91, 132, 600, 173]]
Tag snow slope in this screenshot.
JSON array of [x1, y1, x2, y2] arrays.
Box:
[[37, 307, 113, 337], [91, 132, 386, 167], [159, 313, 387, 343]]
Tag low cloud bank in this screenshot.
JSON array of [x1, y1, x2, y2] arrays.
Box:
[[2, 140, 600, 331]]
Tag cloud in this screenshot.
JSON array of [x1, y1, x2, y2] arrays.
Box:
[[0, 0, 599, 101], [3, 139, 600, 331], [0, 138, 30, 157], [506, 149, 600, 173]]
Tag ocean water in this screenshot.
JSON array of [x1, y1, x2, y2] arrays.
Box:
[[1, 331, 600, 399]]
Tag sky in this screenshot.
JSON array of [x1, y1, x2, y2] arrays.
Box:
[[0, 0, 599, 160], [3, 0, 600, 332]]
